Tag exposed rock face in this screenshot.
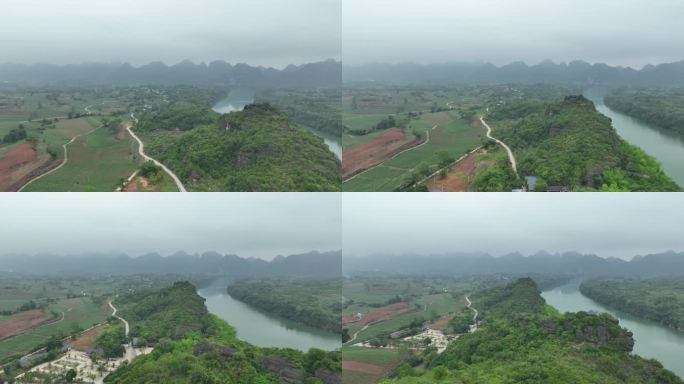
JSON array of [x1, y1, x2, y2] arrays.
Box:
[[193, 343, 238, 359], [261, 356, 305, 384], [315, 369, 342, 384], [538, 313, 635, 353]]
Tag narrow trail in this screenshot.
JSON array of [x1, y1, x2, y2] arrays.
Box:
[[122, 113, 187, 192], [109, 301, 137, 363], [344, 126, 434, 183], [345, 324, 369, 345], [480, 116, 518, 176], [18, 126, 100, 191], [465, 295, 479, 324]]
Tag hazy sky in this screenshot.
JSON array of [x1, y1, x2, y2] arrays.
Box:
[[0, 0, 340, 68], [343, 193, 684, 260], [343, 0, 684, 68], [0, 193, 340, 259]]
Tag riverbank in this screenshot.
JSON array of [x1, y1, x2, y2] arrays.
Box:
[[198, 283, 340, 351], [542, 282, 684, 378]]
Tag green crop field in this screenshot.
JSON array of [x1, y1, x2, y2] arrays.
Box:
[[0, 297, 110, 360], [343, 347, 401, 366], [343, 114, 483, 191], [342, 369, 378, 384], [22, 126, 138, 192]]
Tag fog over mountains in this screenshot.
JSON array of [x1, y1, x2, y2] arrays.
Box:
[[343, 60, 684, 86], [0, 59, 341, 88], [344, 250, 684, 277], [0, 250, 341, 278]]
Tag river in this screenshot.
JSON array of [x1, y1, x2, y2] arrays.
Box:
[[212, 90, 342, 159], [197, 281, 340, 352], [584, 88, 684, 187], [542, 282, 684, 378]]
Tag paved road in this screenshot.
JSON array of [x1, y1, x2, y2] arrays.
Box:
[[479, 116, 518, 176], [124, 113, 187, 192]]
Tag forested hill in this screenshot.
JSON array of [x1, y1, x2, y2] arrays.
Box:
[[136, 103, 341, 191], [105, 281, 341, 384], [227, 279, 341, 334], [604, 89, 684, 135], [388, 278, 682, 383], [580, 278, 684, 332], [0, 59, 341, 88], [0, 250, 341, 278], [344, 250, 684, 277], [487, 95, 680, 191], [344, 59, 684, 86]]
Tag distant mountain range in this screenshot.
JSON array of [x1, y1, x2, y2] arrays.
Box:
[[343, 60, 684, 87], [0, 250, 341, 278], [0, 59, 341, 88], [344, 250, 684, 277]]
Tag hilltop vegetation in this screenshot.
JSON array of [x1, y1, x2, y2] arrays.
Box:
[[256, 89, 342, 137], [383, 278, 682, 384], [605, 89, 684, 134], [483, 96, 680, 191], [105, 281, 341, 384], [227, 279, 341, 334], [135, 102, 340, 191], [580, 278, 684, 332]]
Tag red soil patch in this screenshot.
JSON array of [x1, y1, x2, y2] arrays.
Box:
[[0, 309, 52, 341], [342, 128, 419, 179], [0, 143, 57, 191], [342, 302, 413, 327], [429, 315, 453, 331], [343, 361, 390, 375], [69, 324, 108, 351], [124, 176, 159, 192], [426, 150, 480, 192]]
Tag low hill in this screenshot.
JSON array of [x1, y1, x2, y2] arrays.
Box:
[[136, 103, 341, 191], [388, 278, 682, 383], [343, 250, 684, 278], [104, 282, 341, 384], [0, 250, 342, 278], [484, 95, 680, 191]]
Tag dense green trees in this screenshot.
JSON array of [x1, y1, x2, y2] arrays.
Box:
[[227, 279, 341, 334], [136, 103, 340, 191], [104, 282, 340, 384], [2, 126, 27, 143], [580, 279, 684, 332], [94, 326, 126, 358], [605, 89, 684, 134], [489, 96, 680, 191], [383, 278, 682, 384]]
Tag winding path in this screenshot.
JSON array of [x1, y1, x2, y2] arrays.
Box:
[[465, 295, 478, 323], [479, 116, 518, 176], [345, 324, 369, 345], [123, 113, 187, 192], [108, 301, 137, 363]]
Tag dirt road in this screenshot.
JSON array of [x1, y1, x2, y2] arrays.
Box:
[[479, 116, 518, 176], [124, 113, 186, 192]]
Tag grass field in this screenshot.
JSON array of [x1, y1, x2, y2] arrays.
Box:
[[0, 297, 110, 361], [22, 126, 138, 192], [343, 347, 401, 366], [343, 112, 484, 191], [342, 369, 378, 384]]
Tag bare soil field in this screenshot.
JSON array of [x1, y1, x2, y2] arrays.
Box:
[[426, 150, 478, 192], [69, 324, 108, 351], [342, 361, 389, 375], [0, 143, 56, 191], [0, 309, 52, 341], [342, 302, 413, 327], [342, 128, 419, 179], [124, 176, 158, 192], [429, 315, 453, 331]]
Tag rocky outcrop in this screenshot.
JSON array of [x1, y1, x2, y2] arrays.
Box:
[[261, 356, 305, 384], [193, 343, 238, 359]]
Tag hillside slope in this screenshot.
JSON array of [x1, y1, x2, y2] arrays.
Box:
[[483, 96, 680, 191], [385, 278, 682, 384], [136, 103, 341, 191]]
